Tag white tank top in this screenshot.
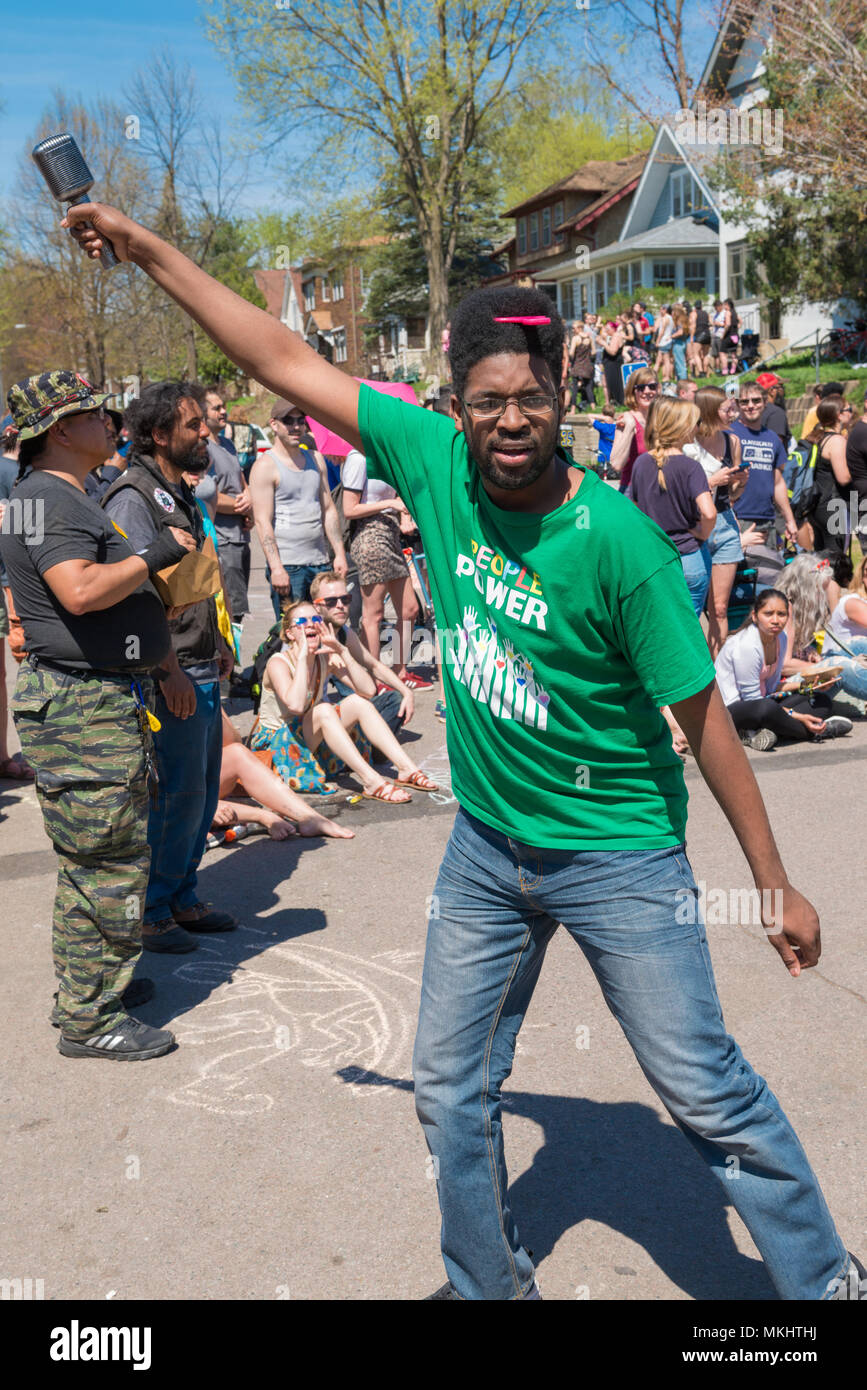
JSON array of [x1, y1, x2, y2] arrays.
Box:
[[829, 592, 867, 644]]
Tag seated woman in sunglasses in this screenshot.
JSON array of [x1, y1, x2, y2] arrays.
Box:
[[251, 600, 438, 801]]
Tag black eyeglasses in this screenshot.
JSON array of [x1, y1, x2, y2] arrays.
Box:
[[462, 394, 557, 421], [282, 414, 305, 426], [317, 595, 350, 607]]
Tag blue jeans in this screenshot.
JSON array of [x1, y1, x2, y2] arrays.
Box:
[[681, 543, 712, 616], [413, 810, 848, 1300], [830, 635, 867, 701], [265, 562, 332, 622], [144, 680, 222, 923]]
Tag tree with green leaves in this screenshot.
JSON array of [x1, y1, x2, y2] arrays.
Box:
[[206, 0, 564, 373]]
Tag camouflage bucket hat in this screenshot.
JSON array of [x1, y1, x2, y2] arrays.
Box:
[[7, 370, 111, 443]]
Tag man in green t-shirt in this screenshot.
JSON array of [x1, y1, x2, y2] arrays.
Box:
[[64, 203, 863, 1303]]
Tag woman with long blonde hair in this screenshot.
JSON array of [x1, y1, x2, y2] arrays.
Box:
[[251, 599, 438, 801], [630, 397, 716, 615]]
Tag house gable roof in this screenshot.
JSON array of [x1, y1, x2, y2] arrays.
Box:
[[501, 153, 647, 218], [618, 123, 719, 242]]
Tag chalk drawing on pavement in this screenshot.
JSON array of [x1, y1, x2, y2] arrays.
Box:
[[163, 942, 420, 1116]]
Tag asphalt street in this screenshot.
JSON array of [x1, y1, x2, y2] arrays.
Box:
[[1, 548, 864, 1302]]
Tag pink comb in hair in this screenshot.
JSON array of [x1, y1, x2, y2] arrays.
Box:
[[493, 315, 551, 325]]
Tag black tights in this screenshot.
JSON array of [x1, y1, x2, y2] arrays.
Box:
[[727, 692, 832, 743]]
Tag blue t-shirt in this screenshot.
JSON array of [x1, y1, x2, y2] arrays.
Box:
[[592, 420, 616, 463], [730, 421, 787, 524]]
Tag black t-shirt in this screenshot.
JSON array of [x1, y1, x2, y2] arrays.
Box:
[[0, 471, 170, 670], [760, 401, 791, 452], [845, 419, 867, 503]]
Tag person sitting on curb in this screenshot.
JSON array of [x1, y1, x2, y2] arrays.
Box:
[[214, 710, 354, 839], [251, 600, 438, 802], [310, 570, 414, 734], [714, 588, 853, 751]]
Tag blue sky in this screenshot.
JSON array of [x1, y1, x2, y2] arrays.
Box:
[[0, 3, 279, 210], [1, 2, 717, 215]]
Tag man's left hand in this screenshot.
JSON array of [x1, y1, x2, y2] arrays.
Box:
[[762, 882, 821, 976], [333, 553, 348, 578]]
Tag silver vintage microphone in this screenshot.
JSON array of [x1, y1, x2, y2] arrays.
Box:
[[32, 133, 119, 269]]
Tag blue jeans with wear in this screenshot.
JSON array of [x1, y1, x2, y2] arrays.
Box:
[[145, 679, 222, 924], [413, 809, 848, 1300]]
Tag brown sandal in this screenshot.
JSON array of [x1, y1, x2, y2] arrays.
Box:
[[396, 770, 439, 793], [363, 780, 412, 804]]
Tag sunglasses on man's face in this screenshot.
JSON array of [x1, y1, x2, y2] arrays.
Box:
[[317, 595, 350, 607], [283, 414, 305, 426], [741, 398, 764, 406]]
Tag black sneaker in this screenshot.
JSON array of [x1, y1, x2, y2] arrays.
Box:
[[814, 715, 853, 741], [58, 1015, 175, 1061], [50, 978, 156, 1028]]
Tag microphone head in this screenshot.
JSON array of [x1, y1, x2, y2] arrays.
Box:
[[32, 133, 95, 202]]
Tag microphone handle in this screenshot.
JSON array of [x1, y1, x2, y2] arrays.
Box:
[[67, 193, 119, 269]]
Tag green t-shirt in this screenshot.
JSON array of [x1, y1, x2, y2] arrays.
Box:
[[359, 385, 716, 849]]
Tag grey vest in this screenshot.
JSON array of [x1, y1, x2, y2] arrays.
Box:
[[270, 447, 328, 565]]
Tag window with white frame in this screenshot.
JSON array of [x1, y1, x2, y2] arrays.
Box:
[[333, 327, 347, 363], [553, 201, 564, 233], [671, 170, 697, 220], [618, 264, 629, 294], [322, 277, 330, 301], [653, 261, 677, 287], [517, 217, 527, 255], [331, 270, 344, 301], [560, 280, 574, 320], [542, 206, 551, 247], [529, 212, 539, 251], [683, 260, 707, 293], [630, 261, 642, 292], [606, 267, 616, 301], [729, 246, 746, 300], [303, 279, 316, 312], [594, 272, 605, 309]]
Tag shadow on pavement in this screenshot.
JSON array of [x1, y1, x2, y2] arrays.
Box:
[[335, 1067, 775, 1301], [135, 836, 330, 1028]]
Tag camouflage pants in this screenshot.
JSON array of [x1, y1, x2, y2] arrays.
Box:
[[12, 663, 152, 1039]]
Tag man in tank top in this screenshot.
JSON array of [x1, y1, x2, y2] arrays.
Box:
[[250, 398, 348, 620]]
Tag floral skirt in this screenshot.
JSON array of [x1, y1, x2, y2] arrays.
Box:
[[251, 712, 373, 793]]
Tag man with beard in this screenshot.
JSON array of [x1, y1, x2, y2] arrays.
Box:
[[65, 204, 865, 1302], [102, 383, 236, 954], [0, 371, 194, 1057]]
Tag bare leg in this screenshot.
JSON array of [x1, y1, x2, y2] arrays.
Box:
[[388, 573, 420, 679], [219, 743, 354, 838], [359, 581, 387, 664], [304, 701, 411, 800], [705, 561, 737, 659]]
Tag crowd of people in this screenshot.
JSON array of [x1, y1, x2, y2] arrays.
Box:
[[0, 187, 863, 1300], [0, 372, 440, 1061], [565, 298, 745, 407], [602, 365, 867, 753]]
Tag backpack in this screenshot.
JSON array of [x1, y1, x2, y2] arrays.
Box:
[[248, 619, 284, 714], [784, 438, 819, 520]]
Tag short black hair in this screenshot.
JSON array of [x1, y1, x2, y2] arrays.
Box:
[[125, 381, 204, 455], [820, 381, 845, 398], [448, 285, 564, 399]]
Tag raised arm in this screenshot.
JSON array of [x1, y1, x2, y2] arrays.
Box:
[[64, 203, 362, 451]]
